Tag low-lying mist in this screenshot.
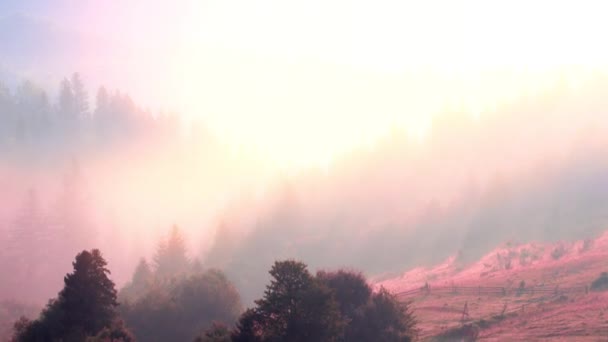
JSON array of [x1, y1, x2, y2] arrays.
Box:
[[1, 72, 608, 308]]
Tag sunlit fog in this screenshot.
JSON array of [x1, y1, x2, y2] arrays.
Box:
[[2, 1, 608, 341]]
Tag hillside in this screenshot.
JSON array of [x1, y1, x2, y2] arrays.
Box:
[[378, 230, 608, 340]]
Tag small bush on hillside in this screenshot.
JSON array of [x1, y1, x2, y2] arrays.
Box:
[[591, 272, 608, 291], [551, 244, 567, 260], [516, 280, 526, 296]]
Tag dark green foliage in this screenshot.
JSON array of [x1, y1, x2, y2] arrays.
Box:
[[120, 269, 242, 342], [317, 269, 416, 342], [59, 250, 118, 335], [591, 272, 608, 291], [232, 261, 417, 342], [316, 270, 371, 319], [232, 260, 345, 342], [348, 288, 416, 342], [194, 322, 231, 342], [231, 309, 263, 342], [11, 249, 128, 341]]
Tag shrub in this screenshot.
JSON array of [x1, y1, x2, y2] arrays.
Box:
[[232, 261, 417, 342], [591, 272, 608, 291], [551, 244, 567, 260], [516, 280, 526, 296]]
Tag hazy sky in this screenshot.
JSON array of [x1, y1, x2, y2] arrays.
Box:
[[2, 0, 608, 168]]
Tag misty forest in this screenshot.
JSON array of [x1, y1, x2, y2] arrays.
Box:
[[3, 1, 608, 341]]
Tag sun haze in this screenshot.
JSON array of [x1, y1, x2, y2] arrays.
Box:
[[166, 0, 608, 168], [4, 1, 608, 340]]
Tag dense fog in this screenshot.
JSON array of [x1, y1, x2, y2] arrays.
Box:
[[2, 2, 608, 340], [1, 71, 608, 308]]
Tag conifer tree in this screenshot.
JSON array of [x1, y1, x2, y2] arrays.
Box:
[[12, 249, 125, 341], [154, 225, 190, 278]]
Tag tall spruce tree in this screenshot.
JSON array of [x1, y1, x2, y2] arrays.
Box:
[[12, 249, 125, 341]]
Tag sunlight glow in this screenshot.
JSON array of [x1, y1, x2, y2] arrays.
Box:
[[168, 0, 608, 168]]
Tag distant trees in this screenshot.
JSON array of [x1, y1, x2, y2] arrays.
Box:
[[119, 258, 154, 301], [154, 225, 190, 278], [120, 267, 242, 342], [7, 239, 415, 342], [119, 226, 243, 342], [232, 261, 417, 342], [11, 249, 133, 341], [0, 73, 180, 155], [14, 81, 50, 143]]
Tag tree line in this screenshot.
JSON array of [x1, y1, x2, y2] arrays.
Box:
[[11, 226, 417, 341], [0, 73, 180, 156]]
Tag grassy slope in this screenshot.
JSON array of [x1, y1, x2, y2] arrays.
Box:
[[378, 230, 608, 340]]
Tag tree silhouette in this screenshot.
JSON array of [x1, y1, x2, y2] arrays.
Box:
[[348, 288, 417, 342], [12, 249, 124, 341], [70, 73, 89, 121], [232, 260, 345, 342], [233, 263, 417, 342], [316, 270, 372, 320]]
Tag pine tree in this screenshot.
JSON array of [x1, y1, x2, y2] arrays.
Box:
[[131, 258, 153, 290], [154, 225, 190, 278], [58, 78, 76, 121], [15, 81, 50, 144], [12, 249, 123, 341], [71, 73, 89, 121], [232, 260, 345, 342], [58, 249, 118, 335]]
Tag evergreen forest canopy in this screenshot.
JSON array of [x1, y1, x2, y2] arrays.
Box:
[[9, 230, 417, 342]]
